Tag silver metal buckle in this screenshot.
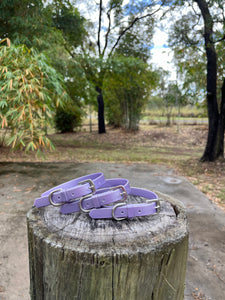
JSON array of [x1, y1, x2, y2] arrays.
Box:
[[111, 185, 128, 202], [146, 198, 161, 214], [79, 179, 96, 194], [49, 189, 64, 207], [112, 202, 126, 221]]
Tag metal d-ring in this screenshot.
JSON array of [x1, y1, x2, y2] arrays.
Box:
[[79, 194, 93, 213], [112, 202, 126, 221], [49, 189, 64, 207]]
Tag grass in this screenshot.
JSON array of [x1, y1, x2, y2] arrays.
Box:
[[144, 105, 206, 118], [1, 123, 225, 211], [142, 105, 207, 125]]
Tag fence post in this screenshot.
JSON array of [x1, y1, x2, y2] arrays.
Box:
[[27, 191, 188, 300]]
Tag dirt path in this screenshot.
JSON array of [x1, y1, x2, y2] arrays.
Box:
[[0, 162, 225, 300]]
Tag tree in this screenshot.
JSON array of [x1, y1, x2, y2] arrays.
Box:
[[58, 0, 167, 133], [104, 55, 158, 130], [0, 0, 53, 49], [169, 0, 225, 161], [164, 83, 183, 126], [46, 40, 88, 133], [46, 0, 91, 132], [171, 46, 207, 105], [54, 59, 88, 133], [0, 0, 88, 134], [0, 41, 69, 152], [115, 17, 154, 62], [50, 0, 86, 50]]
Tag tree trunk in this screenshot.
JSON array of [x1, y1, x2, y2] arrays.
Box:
[[217, 78, 225, 157], [96, 87, 106, 134], [197, 0, 224, 161], [27, 192, 188, 300], [128, 101, 139, 131]]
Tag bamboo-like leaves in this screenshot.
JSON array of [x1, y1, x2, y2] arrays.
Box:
[[0, 43, 69, 152]]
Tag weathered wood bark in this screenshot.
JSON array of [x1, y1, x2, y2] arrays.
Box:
[[196, 0, 224, 161], [27, 192, 188, 300], [96, 86, 106, 134]]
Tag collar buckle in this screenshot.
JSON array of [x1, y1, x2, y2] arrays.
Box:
[[110, 185, 128, 201], [146, 198, 161, 214], [79, 179, 96, 194]]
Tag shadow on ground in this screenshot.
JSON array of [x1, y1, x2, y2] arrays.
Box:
[[0, 162, 225, 300]]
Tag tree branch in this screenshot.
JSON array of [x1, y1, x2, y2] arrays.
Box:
[[108, 1, 165, 57], [214, 33, 225, 43], [97, 0, 103, 56], [102, 7, 112, 57]]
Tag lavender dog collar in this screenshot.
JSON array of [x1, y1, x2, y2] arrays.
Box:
[[34, 172, 105, 208], [33, 172, 159, 221], [89, 187, 160, 220], [60, 178, 131, 214]]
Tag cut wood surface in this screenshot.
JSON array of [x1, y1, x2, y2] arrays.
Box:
[[27, 191, 188, 300]]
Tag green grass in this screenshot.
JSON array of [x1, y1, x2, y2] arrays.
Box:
[[1, 123, 225, 211], [144, 105, 206, 118]]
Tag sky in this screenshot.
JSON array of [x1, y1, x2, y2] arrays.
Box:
[[151, 27, 176, 81]]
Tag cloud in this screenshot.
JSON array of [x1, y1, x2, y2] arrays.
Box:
[[151, 27, 176, 81]]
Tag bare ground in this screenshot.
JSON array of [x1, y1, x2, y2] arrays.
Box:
[[1, 124, 225, 300], [1, 124, 225, 211]]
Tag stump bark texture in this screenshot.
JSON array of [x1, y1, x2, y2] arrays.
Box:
[[27, 191, 188, 300]]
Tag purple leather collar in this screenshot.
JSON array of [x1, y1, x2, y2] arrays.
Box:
[[33, 172, 160, 221], [34, 172, 105, 208], [60, 178, 130, 214], [89, 187, 160, 220]]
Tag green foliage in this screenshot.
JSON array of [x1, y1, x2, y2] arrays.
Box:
[[50, 0, 87, 49], [173, 47, 207, 104], [104, 55, 158, 130], [55, 105, 82, 133], [50, 55, 90, 132], [0, 42, 69, 151], [216, 39, 225, 91], [0, 0, 53, 49], [168, 0, 225, 105], [51, 0, 160, 133], [53, 59, 86, 133], [43, 1, 89, 132], [164, 83, 184, 107], [115, 15, 154, 62]]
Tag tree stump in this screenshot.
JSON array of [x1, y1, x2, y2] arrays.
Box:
[[27, 191, 188, 300]]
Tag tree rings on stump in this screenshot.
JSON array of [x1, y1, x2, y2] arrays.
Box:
[[27, 191, 188, 300]]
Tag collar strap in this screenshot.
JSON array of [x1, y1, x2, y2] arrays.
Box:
[[60, 178, 131, 214], [34, 172, 105, 208], [89, 187, 160, 220]]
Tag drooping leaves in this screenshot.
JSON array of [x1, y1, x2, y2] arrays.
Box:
[[0, 42, 69, 151]]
